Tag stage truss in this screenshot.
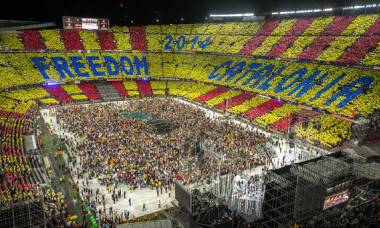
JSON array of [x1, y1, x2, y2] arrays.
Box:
[[262, 155, 356, 228], [0, 197, 45, 228]]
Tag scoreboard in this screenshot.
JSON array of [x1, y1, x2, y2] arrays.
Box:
[[63, 16, 110, 31]]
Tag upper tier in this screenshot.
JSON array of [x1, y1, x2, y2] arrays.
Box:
[[2, 14, 380, 66], [1, 52, 379, 119]]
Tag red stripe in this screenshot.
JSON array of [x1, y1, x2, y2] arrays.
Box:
[[270, 115, 294, 131], [60, 30, 84, 50], [338, 17, 380, 64], [337, 37, 380, 64], [111, 81, 126, 91], [56, 96, 73, 103], [298, 36, 336, 60], [87, 93, 102, 100], [285, 18, 316, 36], [77, 82, 98, 93], [19, 30, 46, 50], [195, 87, 229, 103], [136, 81, 152, 95], [242, 99, 284, 120], [320, 16, 356, 36], [44, 85, 68, 97], [216, 93, 256, 110], [238, 36, 267, 55], [238, 20, 281, 55], [129, 26, 147, 50], [97, 31, 116, 50], [299, 16, 355, 60], [364, 16, 380, 36], [267, 36, 299, 58], [267, 18, 315, 57], [256, 20, 282, 35]]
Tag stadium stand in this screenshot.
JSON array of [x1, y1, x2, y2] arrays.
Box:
[[0, 13, 379, 149], [44, 85, 68, 97], [77, 82, 98, 94], [0, 99, 39, 206], [59, 30, 84, 50], [136, 80, 153, 95], [19, 31, 46, 50], [1, 10, 380, 228], [196, 87, 229, 103], [96, 31, 117, 50]]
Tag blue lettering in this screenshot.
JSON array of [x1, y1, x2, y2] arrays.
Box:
[[104, 56, 120, 76], [310, 73, 346, 102], [288, 71, 330, 98], [325, 77, 374, 108], [120, 56, 134, 75], [257, 66, 287, 91], [208, 60, 233, 80], [134, 56, 149, 75], [51, 57, 75, 79], [233, 63, 262, 84], [242, 64, 275, 88], [69, 56, 89, 77], [274, 68, 307, 93], [31, 57, 50, 80], [218, 61, 246, 82], [87, 56, 105, 77]]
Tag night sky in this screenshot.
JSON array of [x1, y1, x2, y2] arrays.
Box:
[[1, 0, 378, 27]]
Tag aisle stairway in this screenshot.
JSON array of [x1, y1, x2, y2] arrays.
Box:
[[94, 82, 121, 100], [26, 156, 48, 185]]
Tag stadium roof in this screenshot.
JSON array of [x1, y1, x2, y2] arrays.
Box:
[[0, 19, 55, 33]]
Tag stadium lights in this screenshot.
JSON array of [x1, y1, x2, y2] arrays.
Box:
[[210, 13, 254, 17], [343, 4, 379, 10], [270, 4, 379, 15]]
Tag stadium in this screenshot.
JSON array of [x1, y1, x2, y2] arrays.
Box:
[[0, 0, 379, 227]]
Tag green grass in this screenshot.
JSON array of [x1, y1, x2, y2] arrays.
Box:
[[39, 135, 58, 154], [39, 135, 70, 155], [125, 211, 167, 223]]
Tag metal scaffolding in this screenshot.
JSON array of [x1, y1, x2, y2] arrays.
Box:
[[262, 155, 355, 228], [350, 121, 371, 146], [0, 197, 45, 228], [263, 171, 297, 228]]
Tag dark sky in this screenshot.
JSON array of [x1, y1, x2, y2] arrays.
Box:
[[1, 0, 379, 27]]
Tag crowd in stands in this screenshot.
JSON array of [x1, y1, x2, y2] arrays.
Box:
[[0, 74, 359, 148], [44, 85, 68, 97], [294, 115, 352, 148], [150, 81, 166, 96], [40, 98, 60, 104], [2, 50, 378, 120], [59, 30, 84, 50], [123, 81, 140, 96], [205, 90, 241, 107], [1, 13, 379, 227], [0, 99, 39, 207], [196, 87, 229, 103], [77, 82, 98, 94], [242, 99, 284, 120], [3, 88, 50, 101], [255, 103, 302, 126], [136, 81, 153, 95], [1, 13, 380, 65], [61, 84, 83, 95]]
